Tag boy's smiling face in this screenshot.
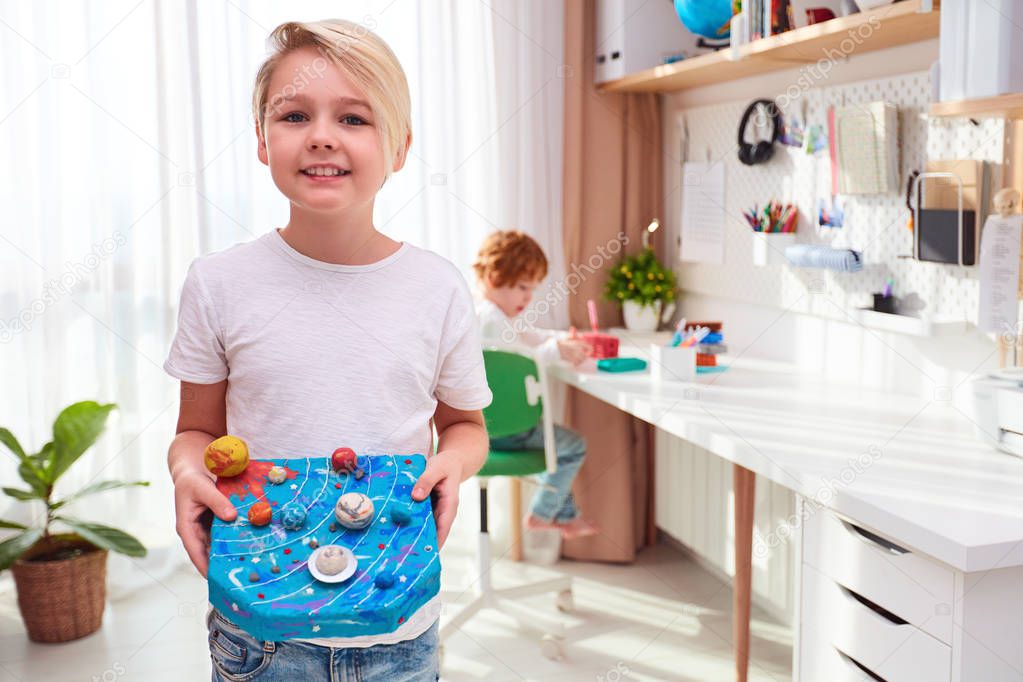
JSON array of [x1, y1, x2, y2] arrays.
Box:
[[257, 46, 405, 214]]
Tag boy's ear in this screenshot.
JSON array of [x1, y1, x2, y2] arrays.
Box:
[[391, 131, 412, 173], [256, 125, 269, 166]]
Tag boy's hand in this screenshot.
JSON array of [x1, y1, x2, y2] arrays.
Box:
[[557, 338, 590, 365], [411, 452, 463, 549], [174, 469, 237, 576]]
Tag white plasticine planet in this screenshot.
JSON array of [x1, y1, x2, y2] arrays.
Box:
[[315, 545, 349, 575], [334, 492, 374, 529], [307, 545, 357, 583], [267, 466, 287, 484]]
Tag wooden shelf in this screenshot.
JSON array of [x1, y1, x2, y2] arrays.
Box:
[[929, 94, 1023, 120], [598, 0, 939, 94]]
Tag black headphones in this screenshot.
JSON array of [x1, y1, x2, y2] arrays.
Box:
[[737, 99, 781, 166]]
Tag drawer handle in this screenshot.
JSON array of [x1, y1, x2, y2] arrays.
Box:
[[840, 519, 909, 555], [839, 584, 909, 626], [835, 647, 887, 681]]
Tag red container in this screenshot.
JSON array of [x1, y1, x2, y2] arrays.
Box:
[[696, 353, 717, 367], [581, 332, 619, 359]]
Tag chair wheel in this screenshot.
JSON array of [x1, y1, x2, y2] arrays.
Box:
[[540, 634, 565, 660], [556, 588, 574, 612]]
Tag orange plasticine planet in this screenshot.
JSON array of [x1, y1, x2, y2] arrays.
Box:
[[248, 501, 272, 527], [204, 435, 250, 478]]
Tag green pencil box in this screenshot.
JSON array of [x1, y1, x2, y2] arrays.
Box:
[[597, 357, 648, 372]]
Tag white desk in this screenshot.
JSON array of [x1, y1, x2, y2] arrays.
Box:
[[550, 349, 1023, 681]]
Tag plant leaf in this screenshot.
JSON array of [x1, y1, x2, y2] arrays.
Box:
[[55, 517, 146, 558], [0, 428, 26, 460], [49, 402, 117, 483], [0, 520, 28, 530], [18, 461, 49, 496], [54, 480, 149, 509], [30, 442, 56, 487], [2, 487, 42, 501], [0, 428, 49, 494], [0, 528, 42, 571]]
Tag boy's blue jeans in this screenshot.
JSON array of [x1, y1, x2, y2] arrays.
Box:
[[489, 424, 587, 522], [208, 608, 439, 681]]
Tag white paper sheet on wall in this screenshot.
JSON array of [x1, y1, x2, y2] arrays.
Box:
[[978, 214, 1023, 334], [680, 161, 725, 264]]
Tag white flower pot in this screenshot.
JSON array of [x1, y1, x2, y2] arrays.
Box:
[[623, 300, 674, 332]]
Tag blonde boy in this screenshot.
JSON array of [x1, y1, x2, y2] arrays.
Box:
[[165, 19, 490, 680]]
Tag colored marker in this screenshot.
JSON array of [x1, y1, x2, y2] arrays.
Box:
[[681, 326, 711, 348], [669, 317, 687, 347]]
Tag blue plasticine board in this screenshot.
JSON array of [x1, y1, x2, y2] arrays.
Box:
[[208, 454, 439, 641]]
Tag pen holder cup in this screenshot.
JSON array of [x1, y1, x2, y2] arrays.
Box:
[[872, 294, 897, 314], [650, 344, 697, 382], [752, 232, 796, 267]]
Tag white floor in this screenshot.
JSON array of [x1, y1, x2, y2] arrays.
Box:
[[0, 541, 792, 681]]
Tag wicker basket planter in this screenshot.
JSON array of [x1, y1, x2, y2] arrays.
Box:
[[1, 401, 147, 644], [10, 534, 108, 643]]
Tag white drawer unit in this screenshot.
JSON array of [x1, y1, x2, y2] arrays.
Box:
[[802, 507, 954, 644], [794, 499, 1023, 682], [800, 562, 951, 682], [801, 623, 896, 682]]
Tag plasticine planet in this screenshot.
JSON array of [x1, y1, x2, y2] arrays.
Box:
[[279, 502, 307, 530], [267, 465, 287, 484], [247, 501, 272, 527], [335, 492, 374, 529], [315, 544, 349, 575], [204, 435, 250, 478]]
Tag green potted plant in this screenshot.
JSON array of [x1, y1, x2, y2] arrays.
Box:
[[603, 220, 678, 332], [0, 401, 148, 643]]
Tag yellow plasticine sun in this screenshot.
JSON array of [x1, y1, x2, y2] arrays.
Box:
[[204, 435, 250, 478]]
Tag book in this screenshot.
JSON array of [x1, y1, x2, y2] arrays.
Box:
[[922, 159, 993, 229]]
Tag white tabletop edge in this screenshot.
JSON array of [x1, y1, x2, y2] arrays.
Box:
[[550, 355, 1023, 574]]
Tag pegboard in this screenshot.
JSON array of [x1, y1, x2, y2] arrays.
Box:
[[672, 71, 1006, 325]]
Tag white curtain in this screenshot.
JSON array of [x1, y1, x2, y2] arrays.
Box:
[[1, 0, 565, 594], [490, 1, 568, 329]]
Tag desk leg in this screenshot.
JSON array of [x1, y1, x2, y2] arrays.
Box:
[[510, 477, 523, 561], [646, 423, 658, 546], [733, 464, 755, 682]]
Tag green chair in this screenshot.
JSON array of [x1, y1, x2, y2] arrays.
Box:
[[439, 347, 573, 660]]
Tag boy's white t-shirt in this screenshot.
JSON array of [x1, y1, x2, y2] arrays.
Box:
[[475, 298, 563, 366], [164, 228, 493, 648]]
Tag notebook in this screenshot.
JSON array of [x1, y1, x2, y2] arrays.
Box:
[[834, 102, 899, 195]]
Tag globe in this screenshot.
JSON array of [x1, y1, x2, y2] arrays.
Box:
[[673, 0, 735, 39]]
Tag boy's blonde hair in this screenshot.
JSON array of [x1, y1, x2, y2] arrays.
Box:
[[252, 19, 411, 181], [473, 231, 549, 288]]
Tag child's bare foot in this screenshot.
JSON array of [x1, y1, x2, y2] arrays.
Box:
[[557, 517, 599, 540], [524, 513, 561, 532], [524, 513, 599, 540]]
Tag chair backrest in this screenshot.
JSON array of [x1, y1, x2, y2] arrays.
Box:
[[482, 348, 543, 438]]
